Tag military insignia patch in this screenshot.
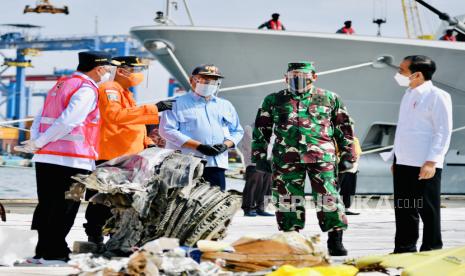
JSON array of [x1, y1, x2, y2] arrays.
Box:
[[105, 89, 119, 101], [311, 94, 330, 106]]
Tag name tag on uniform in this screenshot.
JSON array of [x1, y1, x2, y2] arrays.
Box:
[[105, 89, 119, 101]]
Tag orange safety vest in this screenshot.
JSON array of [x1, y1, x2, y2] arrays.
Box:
[[36, 74, 100, 159], [270, 20, 283, 30], [342, 27, 354, 35], [441, 34, 456, 41], [98, 81, 159, 161]]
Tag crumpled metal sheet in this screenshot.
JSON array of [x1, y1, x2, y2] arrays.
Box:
[[73, 148, 175, 194], [71, 148, 241, 257]]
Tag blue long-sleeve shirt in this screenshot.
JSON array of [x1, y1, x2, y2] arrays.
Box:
[[159, 92, 244, 169]]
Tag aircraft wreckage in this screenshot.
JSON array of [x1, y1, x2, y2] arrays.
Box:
[[68, 148, 241, 257]]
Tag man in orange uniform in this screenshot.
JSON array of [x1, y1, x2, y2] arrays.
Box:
[[84, 56, 174, 245]]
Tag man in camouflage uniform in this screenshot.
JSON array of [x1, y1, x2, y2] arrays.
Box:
[[252, 62, 356, 256]]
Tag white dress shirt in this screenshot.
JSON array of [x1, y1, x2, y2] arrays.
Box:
[[393, 81, 452, 169], [31, 72, 99, 171]]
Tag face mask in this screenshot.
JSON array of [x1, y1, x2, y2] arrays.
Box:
[[195, 83, 219, 97], [129, 72, 144, 87], [287, 76, 313, 93], [394, 72, 411, 87]]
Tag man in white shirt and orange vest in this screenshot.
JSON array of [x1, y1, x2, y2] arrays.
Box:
[[20, 51, 119, 265], [390, 55, 452, 253]]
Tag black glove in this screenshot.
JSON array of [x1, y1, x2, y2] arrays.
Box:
[[256, 159, 272, 173], [155, 99, 175, 112], [338, 160, 354, 173], [212, 143, 228, 154], [197, 144, 221, 156]]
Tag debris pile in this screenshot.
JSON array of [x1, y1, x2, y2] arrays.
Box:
[[70, 238, 228, 276], [69, 148, 241, 257], [201, 232, 329, 272]]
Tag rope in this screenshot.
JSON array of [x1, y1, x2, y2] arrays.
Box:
[[219, 61, 374, 93], [0, 164, 33, 169], [361, 145, 393, 155], [0, 118, 34, 125], [166, 48, 191, 85]]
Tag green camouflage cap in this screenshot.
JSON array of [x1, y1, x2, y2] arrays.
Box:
[[287, 62, 316, 73]]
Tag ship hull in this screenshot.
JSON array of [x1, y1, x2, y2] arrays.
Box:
[[132, 26, 465, 193]]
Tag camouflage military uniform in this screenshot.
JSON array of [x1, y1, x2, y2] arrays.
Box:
[[252, 87, 356, 232]]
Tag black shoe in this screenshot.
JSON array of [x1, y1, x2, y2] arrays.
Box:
[[244, 210, 257, 217], [88, 235, 104, 245], [327, 230, 348, 256], [256, 210, 275, 216], [393, 247, 417, 254], [345, 210, 360, 215]]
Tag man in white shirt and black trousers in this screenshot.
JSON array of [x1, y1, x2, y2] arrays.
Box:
[[391, 55, 452, 253], [19, 51, 119, 265]]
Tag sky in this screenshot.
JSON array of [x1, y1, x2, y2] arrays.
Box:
[[1, 0, 464, 114], [1, 0, 464, 37]]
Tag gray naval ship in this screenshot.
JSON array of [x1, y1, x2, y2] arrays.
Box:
[[131, 1, 465, 194]]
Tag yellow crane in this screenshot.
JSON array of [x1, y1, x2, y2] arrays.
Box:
[[24, 0, 69, 15], [401, 0, 434, 39]]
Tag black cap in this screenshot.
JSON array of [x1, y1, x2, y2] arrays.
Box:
[[191, 64, 224, 78], [344, 20, 352, 26], [112, 56, 147, 68], [77, 51, 120, 72], [272, 13, 280, 19]]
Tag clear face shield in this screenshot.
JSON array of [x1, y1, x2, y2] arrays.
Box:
[[192, 76, 222, 97], [98, 65, 117, 84], [118, 65, 148, 87], [107, 65, 117, 81], [286, 71, 314, 93]]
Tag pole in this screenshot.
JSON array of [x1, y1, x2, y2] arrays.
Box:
[[6, 82, 16, 118], [182, 0, 195, 26], [15, 49, 27, 142], [415, 0, 465, 35]]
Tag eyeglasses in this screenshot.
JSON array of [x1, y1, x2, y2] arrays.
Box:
[[286, 71, 313, 78], [193, 76, 221, 86], [100, 65, 116, 73], [120, 66, 146, 73]]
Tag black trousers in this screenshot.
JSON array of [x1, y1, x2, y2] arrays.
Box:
[[32, 162, 89, 259], [203, 167, 226, 191], [393, 163, 443, 253], [83, 160, 112, 239], [241, 165, 272, 212], [338, 172, 358, 209]]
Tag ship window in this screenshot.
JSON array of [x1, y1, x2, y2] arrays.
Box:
[[361, 123, 396, 151]]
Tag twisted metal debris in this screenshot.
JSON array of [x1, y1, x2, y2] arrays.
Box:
[[70, 148, 241, 257]]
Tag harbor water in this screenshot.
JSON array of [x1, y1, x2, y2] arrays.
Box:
[[0, 167, 36, 198]]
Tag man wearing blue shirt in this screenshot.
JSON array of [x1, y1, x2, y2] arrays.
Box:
[[160, 64, 244, 191]]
